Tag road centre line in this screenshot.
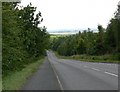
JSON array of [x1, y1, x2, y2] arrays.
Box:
[[83, 65, 118, 77], [104, 71, 118, 77], [55, 57, 118, 78], [91, 68, 100, 71]]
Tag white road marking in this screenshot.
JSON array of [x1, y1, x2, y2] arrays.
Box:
[[104, 71, 118, 77], [85, 66, 118, 78], [49, 60, 64, 91], [91, 68, 100, 71]]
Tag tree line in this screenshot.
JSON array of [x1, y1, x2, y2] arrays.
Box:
[[51, 5, 120, 60], [2, 2, 50, 76]]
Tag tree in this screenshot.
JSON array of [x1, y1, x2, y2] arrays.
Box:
[[2, 2, 50, 76], [105, 4, 120, 53]]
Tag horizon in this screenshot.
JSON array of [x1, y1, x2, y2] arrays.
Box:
[[48, 29, 99, 35], [47, 28, 98, 32]]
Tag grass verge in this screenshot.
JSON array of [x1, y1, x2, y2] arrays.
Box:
[[0, 80, 2, 92], [2, 57, 44, 90], [55, 52, 119, 63]]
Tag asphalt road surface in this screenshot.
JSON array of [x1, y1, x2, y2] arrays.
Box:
[[21, 57, 61, 90], [22, 51, 118, 90]]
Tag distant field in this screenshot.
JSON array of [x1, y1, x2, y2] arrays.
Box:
[[50, 34, 68, 38]]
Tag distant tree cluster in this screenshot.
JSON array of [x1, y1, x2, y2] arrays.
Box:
[[2, 2, 50, 76], [51, 5, 120, 60]]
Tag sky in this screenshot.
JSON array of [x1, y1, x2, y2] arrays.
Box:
[[20, 0, 120, 32]]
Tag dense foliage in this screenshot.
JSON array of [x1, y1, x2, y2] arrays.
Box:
[[2, 2, 50, 76], [51, 5, 120, 60]]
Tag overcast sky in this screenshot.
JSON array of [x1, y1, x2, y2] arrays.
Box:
[[20, 0, 119, 31]]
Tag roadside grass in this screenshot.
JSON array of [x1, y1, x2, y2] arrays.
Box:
[[0, 80, 2, 92], [55, 52, 119, 63], [2, 57, 45, 90]]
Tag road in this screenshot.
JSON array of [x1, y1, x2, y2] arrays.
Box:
[[22, 51, 118, 90], [21, 57, 61, 90], [47, 51, 118, 90]]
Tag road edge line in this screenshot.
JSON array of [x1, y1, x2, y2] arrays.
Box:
[[47, 57, 64, 91]]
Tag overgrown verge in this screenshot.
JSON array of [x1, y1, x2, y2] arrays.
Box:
[[2, 57, 44, 90], [55, 52, 119, 63], [0, 80, 1, 92]]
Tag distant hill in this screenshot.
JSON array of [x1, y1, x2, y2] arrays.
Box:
[[48, 29, 98, 35]]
